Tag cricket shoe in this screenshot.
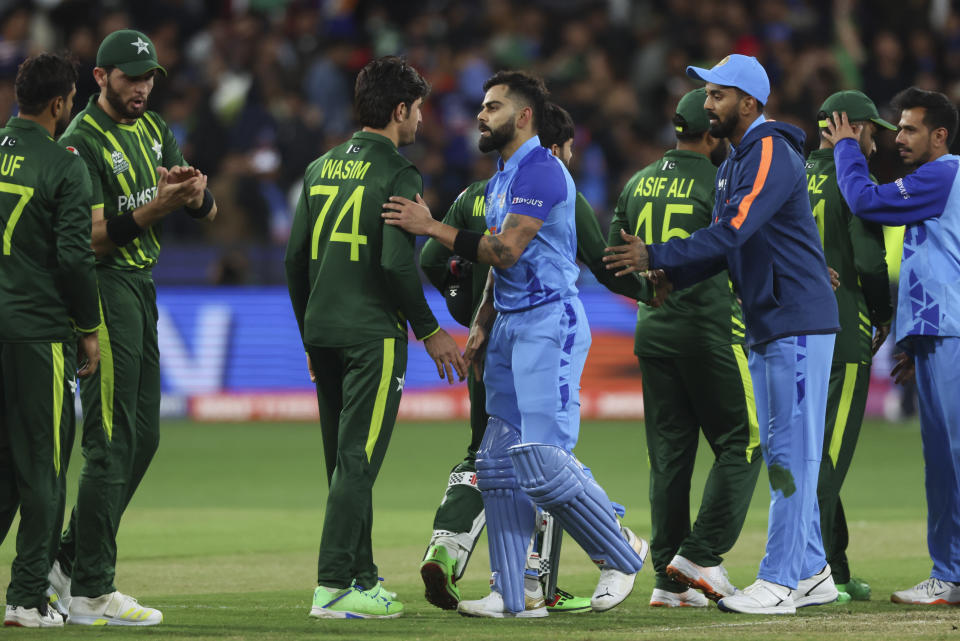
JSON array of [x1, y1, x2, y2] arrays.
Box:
[[4, 604, 64, 628], [794, 564, 838, 607], [891, 578, 960, 605], [68, 591, 162, 626], [545, 587, 592, 613], [351, 578, 397, 601], [835, 576, 870, 601], [717, 579, 796, 614], [590, 526, 649, 612], [666, 554, 735, 601], [310, 585, 403, 619], [46, 585, 69, 619], [48, 559, 72, 612], [420, 543, 461, 610], [457, 587, 548, 618], [649, 587, 709, 608]]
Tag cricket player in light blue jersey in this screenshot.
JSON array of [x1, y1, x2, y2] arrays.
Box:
[[383, 70, 647, 618]]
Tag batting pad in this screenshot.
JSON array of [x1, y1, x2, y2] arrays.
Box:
[[509, 443, 643, 573], [476, 418, 537, 612]]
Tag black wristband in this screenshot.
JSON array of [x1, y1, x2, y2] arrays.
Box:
[[106, 214, 143, 246], [452, 229, 483, 262], [184, 188, 214, 219]]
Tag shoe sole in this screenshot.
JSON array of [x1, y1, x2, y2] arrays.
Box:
[[309, 607, 401, 619], [717, 600, 795, 615], [649, 601, 705, 608], [795, 595, 838, 607], [546, 605, 592, 613], [420, 561, 460, 610], [890, 595, 960, 605], [457, 607, 548, 618], [666, 564, 727, 602], [67, 615, 162, 626]]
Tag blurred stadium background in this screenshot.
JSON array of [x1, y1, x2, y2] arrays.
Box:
[[0, 0, 954, 421]]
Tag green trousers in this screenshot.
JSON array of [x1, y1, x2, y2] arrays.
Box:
[[817, 360, 870, 585], [58, 268, 161, 598], [0, 341, 76, 609], [310, 337, 407, 590], [638, 344, 763, 592], [431, 367, 486, 534]]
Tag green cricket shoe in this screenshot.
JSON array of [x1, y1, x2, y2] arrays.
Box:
[[835, 590, 852, 604], [835, 577, 871, 601], [420, 544, 461, 610], [545, 587, 592, 613], [309, 586, 403, 619]]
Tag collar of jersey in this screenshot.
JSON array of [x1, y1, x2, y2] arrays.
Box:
[[807, 148, 833, 161], [664, 148, 712, 162], [497, 134, 541, 172], [6, 116, 52, 139], [352, 130, 396, 148]]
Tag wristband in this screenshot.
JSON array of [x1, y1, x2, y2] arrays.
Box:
[[106, 214, 143, 246], [452, 229, 483, 262], [185, 188, 214, 219]]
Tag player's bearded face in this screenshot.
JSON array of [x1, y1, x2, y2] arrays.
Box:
[[104, 70, 154, 120], [478, 117, 514, 153], [54, 87, 76, 137], [707, 102, 740, 140]]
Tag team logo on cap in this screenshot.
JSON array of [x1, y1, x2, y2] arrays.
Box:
[[131, 37, 150, 55], [716, 55, 730, 66]]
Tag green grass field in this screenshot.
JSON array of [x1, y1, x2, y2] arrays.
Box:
[[2, 418, 958, 640]]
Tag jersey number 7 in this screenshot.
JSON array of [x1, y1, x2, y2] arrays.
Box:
[[0, 182, 35, 255], [309, 184, 368, 261]]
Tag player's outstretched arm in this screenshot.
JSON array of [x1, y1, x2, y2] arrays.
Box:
[[382, 195, 542, 269], [464, 270, 496, 378]]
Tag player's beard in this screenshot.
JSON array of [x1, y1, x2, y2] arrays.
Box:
[[105, 78, 147, 120], [478, 120, 514, 153], [709, 141, 728, 167], [54, 108, 72, 138], [708, 109, 740, 140]]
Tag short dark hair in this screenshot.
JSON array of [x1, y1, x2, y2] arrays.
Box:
[[15, 52, 78, 116], [353, 56, 430, 129], [539, 102, 574, 149], [482, 70, 549, 131], [892, 86, 959, 147]]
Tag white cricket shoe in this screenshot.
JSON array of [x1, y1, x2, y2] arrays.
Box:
[[794, 564, 839, 607], [48, 559, 72, 612], [666, 554, 736, 601], [68, 591, 162, 626], [457, 588, 548, 618], [590, 526, 649, 612], [718, 579, 796, 614], [649, 587, 709, 608], [891, 578, 960, 605], [4, 604, 64, 628]]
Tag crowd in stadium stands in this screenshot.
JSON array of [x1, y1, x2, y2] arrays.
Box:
[[0, 0, 957, 283]]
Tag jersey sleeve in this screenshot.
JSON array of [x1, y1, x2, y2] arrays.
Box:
[[144, 112, 186, 169], [284, 183, 311, 339], [507, 159, 566, 220], [420, 189, 467, 292], [54, 155, 101, 332], [60, 134, 104, 210], [648, 136, 793, 281], [848, 212, 893, 325], [834, 138, 952, 224], [382, 166, 439, 340], [577, 191, 648, 300]]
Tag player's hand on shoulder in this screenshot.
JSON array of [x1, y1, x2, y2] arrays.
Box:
[[424, 328, 466, 384], [382, 193, 436, 235]]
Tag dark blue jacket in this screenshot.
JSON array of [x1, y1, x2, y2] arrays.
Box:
[[647, 120, 839, 347]]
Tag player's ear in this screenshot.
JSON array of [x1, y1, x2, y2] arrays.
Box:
[[393, 101, 408, 124]]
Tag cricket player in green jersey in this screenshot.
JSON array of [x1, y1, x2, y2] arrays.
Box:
[[806, 90, 894, 602], [0, 52, 101, 629], [608, 88, 762, 607], [418, 102, 647, 614], [47, 29, 216, 627], [285, 56, 465, 620]]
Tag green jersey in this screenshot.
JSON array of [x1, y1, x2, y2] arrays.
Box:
[[610, 149, 743, 357], [59, 95, 186, 271], [0, 117, 100, 341], [420, 180, 648, 324], [805, 149, 891, 364], [285, 131, 439, 348]]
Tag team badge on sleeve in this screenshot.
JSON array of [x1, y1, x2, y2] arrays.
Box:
[[65, 146, 79, 155]]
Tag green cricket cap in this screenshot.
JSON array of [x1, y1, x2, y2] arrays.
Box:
[[818, 90, 896, 131], [674, 88, 710, 135], [96, 29, 167, 77]]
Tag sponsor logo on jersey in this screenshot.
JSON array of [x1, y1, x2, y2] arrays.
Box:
[[718, 178, 727, 191], [511, 195, 544, 208], [117, 186, 158, 212], [111, 150, 130, 175], [895, 177, 910, 199]]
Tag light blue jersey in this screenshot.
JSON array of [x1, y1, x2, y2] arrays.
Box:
[[484, 135, 580, 312]]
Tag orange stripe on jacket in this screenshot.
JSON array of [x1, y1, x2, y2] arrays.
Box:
[[731, 136, 773, 230]]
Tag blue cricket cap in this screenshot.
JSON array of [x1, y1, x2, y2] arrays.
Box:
[[686, 54, 770, 105]]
